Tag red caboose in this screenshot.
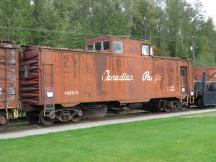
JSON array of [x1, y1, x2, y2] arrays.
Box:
[[0, 41, 19, 125], [20, 36, 194, 125]]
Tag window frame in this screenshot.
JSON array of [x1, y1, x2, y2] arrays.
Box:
[[113, 41, 123, 54], [87, 44, 95, 51], [95, 41, 102, 51], [142, 44, 151, 56], [103, 41, 110, 50]]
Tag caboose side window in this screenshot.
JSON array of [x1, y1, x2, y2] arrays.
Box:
[[95, 42, 101, 51], [87, 44, 94, 51], [142, 44, 150, 55], [181, 68, 186, 77], [113, 41, 123, 54], [103, 41, 110, 50]]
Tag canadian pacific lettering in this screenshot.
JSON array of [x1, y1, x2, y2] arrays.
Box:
[[102, 70, 134, 81], [102, 70, 161, 84], [142, 71, 162, 84]]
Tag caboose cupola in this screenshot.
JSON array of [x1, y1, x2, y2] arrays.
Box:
[[86, 36, 154, 56]]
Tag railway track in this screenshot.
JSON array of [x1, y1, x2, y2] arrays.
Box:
[[1, 107, 216, 139], [0, 109, 148, 133]]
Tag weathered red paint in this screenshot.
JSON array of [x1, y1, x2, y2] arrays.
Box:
[[20, 37, 193, 110], [86, 36, 151, 56], [194, 67, 216, 82], [0, 41, 19, 110]]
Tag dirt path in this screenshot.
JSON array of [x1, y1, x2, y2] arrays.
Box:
[[1, 109, 216, 139]]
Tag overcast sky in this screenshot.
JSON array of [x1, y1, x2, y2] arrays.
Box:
[[187, 0, 216, 25]]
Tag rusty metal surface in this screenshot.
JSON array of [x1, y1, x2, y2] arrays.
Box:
[[0, 42, 19, 110], [194, 67, 216, 82], [20, 37, 193, 109], [20, 47, 40, 110], [87, 36, 142, 56]]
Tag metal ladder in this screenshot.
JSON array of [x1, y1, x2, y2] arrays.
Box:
[[43, 64, 55, 117], [44, 104, 55, 117]]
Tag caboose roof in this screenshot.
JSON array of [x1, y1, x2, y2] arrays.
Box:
[[87, 35, 151, 44]]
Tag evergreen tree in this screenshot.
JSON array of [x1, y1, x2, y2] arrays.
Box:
[[0, 0, 32, 44], [0, 0, 215, 66]]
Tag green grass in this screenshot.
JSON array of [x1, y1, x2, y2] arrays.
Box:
[[1, 113, 216, 162]]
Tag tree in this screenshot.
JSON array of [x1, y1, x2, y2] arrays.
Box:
[[0, 0, 33, 44], [30, 0, 59, 46], [0, 0, 215, 66]]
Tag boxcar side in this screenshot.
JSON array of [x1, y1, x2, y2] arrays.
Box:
[[0, 41, 19, 125], [20, 48, 193, 124], [20, 37, 194, 125]]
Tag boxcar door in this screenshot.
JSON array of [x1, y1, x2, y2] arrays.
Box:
[[180, 67, 188, 95], [42, 64, 54, 106], [6, 49, 17, 108], [0, 48, 17, 110]]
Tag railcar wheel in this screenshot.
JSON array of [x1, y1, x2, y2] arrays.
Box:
[[163, 101, 171, 112], [39, 110, 55, 126], [71, 116, 82, 123], [173, 101, 181, 111], [26, 111, 39, 124], [178, 103, 186, 111], [71, 109, 82, 123], [0, 112, 7, 125]]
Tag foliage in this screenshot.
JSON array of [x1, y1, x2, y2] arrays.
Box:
[[0, 0, 215, 65]]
